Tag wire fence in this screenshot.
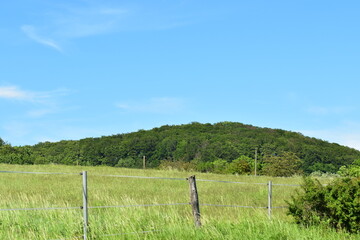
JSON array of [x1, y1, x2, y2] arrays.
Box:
[[0, 169, 301, 239]]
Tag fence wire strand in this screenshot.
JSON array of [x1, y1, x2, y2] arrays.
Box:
[[201, 203, 288, 209], [0, 170, 81, 175], [201, 203, 268, 209], [197, 179, 267, 185], [0, 206, 81, 212], [197, 178, 301, 187], [89, 202, 190, 209], [91, 174, 186, 181]]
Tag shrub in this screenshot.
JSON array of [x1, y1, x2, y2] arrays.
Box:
[[227, 158, 251, 175], [212, 159, 229, 174], [115, 157, 136, 168], [287, 177, 360, 233], [193, 161, 214, 173], [338, 165, 360, 177]]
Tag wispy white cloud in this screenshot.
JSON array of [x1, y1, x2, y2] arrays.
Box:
[[0, 85, 72, 118], [21, 25, 62, 52], [20, 5, 129, 51], [0, 86, 70, 103], [50, 7, 128, 38], [20, 2, 191, 51], [116, 97, 185, 114], [0, 86, 35, 101]]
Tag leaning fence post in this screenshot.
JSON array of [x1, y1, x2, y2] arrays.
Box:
[[268, 180, 272, 219], [82, 171, 89, 240], [188, 175, 201, 227]]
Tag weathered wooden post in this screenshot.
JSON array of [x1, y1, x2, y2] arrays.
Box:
[[82, 171, 89, 239], [188, 175, 201, 227], [268, 180, 272, 219], [143, 156, 146, 169]]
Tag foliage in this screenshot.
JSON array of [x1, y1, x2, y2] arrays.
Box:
[[337, 159, 360, 177], [115, 157, 136, 168], [227, 156, 252, 175], [1, 122, 360, 175], [212, 159, 229, 174], [0, 138, 6, 146], [287, 177, 360, 233]]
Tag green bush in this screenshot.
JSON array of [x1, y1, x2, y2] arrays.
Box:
[[227, 157, 251, 175], [212, 159, 229, 174], [287, 177, 360, 233], [115, 157, 136, 168], [338, 159, 360, 177]]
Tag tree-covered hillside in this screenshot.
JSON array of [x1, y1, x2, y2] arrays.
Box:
[[1, 122, 359, 175]]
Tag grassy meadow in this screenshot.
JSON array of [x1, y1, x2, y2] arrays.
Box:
[[0, 164, 357, 239]]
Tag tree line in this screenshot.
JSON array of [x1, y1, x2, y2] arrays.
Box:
[[1, 122, 359, 176]]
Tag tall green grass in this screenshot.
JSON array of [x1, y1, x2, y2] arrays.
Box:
[[0, 164, 356, 239]]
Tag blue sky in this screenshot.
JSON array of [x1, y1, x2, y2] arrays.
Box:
[[1, 1, 360, 150]]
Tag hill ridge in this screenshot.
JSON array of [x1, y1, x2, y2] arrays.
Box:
[[1, 122, 359, 174]]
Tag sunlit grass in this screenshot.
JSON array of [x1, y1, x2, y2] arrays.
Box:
[[0, 164, 357, 239]]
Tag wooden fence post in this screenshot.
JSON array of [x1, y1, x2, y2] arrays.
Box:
[[82, 171, 89, 240], [268, 180, 272, 220], [188, 175, 201, 227]]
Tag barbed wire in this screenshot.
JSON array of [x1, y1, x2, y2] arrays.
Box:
[[196, 179, 267, 185], [0, 206, 81, 212], [0, 170, 81, 175], [90, 174, 187, 181], [200, 203, 267, 209], [197, 178, 301, 187], [0, 203, 190, 212], [201, 203, 288, 209], [89, 202, 190, 209]]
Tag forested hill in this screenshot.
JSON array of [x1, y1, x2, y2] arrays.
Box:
[[1, 122, 360, 175]]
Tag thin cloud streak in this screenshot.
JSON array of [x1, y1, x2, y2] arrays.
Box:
[[19, 2, 191, 52], [0, 86, 34, 101], [21, 25, 62, 52], [116, 97, 185, 114], [37, 6, 129, 39], [0, 85, 72, 119], [0, 86, 70, 103]]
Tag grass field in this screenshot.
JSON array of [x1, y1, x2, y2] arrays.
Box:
[[0, 164, 357, 240]]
